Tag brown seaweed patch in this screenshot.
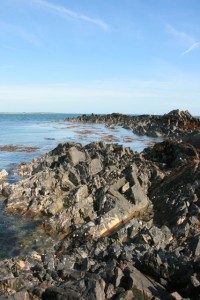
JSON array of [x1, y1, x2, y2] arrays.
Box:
[[75, 130, 95, 135], [64, 125, 82, 129], [0, 145, 39, 152], [77, 135, 85, 140], [102, 135, 119, 142], [123, 136, 155, 148], [123, 136, 134, 143]]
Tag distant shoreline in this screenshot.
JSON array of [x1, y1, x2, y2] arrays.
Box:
[[0, 112, 72, 115]]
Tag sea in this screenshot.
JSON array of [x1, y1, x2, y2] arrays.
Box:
[[0, 113, 162, 180], [0, 113, 162, 259]]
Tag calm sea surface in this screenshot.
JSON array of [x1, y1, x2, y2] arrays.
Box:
[[0, 113, 162, 259], [0, 113, 162, 177]]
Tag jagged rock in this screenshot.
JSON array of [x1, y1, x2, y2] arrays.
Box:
[[67, 110, 200, 138], [114, 267, 124, 287], [189, 236, 200, 256], [89, 158, 102, 176], [42, 286, 82, 300], [1, 134, 200, 299], [0, 290, 30, 300], [143, 140, 199, 168], [114, 290, 134, 300], [3, 142, 150, 236], [121, 264, 172, 299], [68, 146, 86, 166]]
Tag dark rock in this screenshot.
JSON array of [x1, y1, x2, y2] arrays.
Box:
[[189, 236, 200, 257], [67, 109, 200, 138], [1, 124, 200, 299], [114, 290, 134, 300], [143, 140, 198, 168], [183, 133, 200, 149], [42, 286, 81, 300], [122, 265, 172, 299]]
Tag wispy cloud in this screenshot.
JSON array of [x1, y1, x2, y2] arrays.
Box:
[[0, 21, 40, 46], [31, 0, 109, 31], [166, 24, 194, 45], [182, 41, 200, 55], [166, 23, 200, 55]]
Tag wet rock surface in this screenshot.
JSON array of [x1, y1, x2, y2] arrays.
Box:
[[0, 125, 200, 298], [67, 109, 200, 138]]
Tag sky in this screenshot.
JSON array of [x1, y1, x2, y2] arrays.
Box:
[[0, 0, 200, 114]]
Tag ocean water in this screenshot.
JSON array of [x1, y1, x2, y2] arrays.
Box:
[[0, 113, 79, 176], [0, 113, 162, 259], [0, 113, 162, 178]]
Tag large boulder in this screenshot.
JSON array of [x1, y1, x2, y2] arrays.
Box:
[[3, 142, 150, 236]]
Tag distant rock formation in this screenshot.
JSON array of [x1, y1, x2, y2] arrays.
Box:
[[67, 109, 200, 138]]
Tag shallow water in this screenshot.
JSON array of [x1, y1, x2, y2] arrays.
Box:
[[0, 113, 162, 259], [0, 113, 162, 175], [0, 196, 55, 259]]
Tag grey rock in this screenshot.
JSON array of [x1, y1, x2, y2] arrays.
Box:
[[114, 290, 134, 300], [114, 267, 124, 287], [122, 265, 172, 299], [0, 169, 8, 179], [89, 158, 102, 176], [1, 132, 200, 299], [69, 146, 86, 166]]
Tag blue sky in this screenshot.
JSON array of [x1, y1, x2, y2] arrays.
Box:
[[0, 0, 200, 114]]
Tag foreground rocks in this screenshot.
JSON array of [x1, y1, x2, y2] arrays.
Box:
[[67, 109, 200, 138], [0, 138, 200, 299]]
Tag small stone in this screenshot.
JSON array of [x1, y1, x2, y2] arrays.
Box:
[[121, 182, 130, 193], [114, 267, 124, 287], [171, 291, 183, 300], [191, 274, 200, 288], [17, 260, 26, 270], [89, 158, 102, 176], [0, 169, 8, 179]]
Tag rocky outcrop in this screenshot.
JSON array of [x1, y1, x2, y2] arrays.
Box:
[[0, 139, 200, 299], [3, 142, 151, 237], [67, 109, 200, 138]]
